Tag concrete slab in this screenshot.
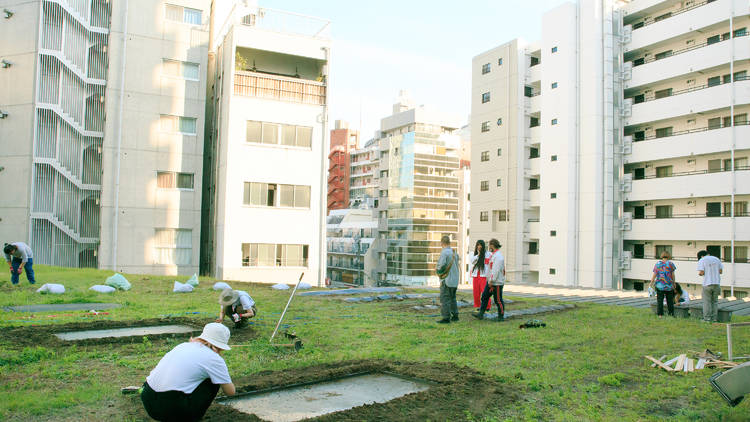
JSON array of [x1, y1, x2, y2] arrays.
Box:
[[221, 373, 429, 422], [54, 325, 197, 341], [3, 303, 122, 312], [300, 288, 401, 297]]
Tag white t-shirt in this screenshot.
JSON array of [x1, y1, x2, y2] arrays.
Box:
[[470, 251, 491, 278], [233, 290, 255, 310], [146, 342, 231, 393], [697, 255, 723, 286]]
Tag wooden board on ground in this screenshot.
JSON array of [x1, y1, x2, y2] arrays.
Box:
[[651, 355, 667, 368], [645, 355, 674, 372], [675, 354, 687, 372]]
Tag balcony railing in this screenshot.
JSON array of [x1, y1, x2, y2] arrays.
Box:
[[630, 33, 748, 67], [630, 121, 750, 142], [632, 255, 747, 263], [634, 212, 750, 219], [234, 70, 326, 105], [629, 76, 748, 105], [630, 0, 716, 31], [634, 166, 750, 180]]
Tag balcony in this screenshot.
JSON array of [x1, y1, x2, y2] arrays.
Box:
[[527, 62, 542, 83], [623, 258, 750, 288], [626, 79, 750, 126], [529, 126, 541, 143], [527, 188, 541, 205], [626, 0, 748, 53], [626, 124, 750, 164], [625, 215, 750, 241], [626, 168, 750, 201], [233, 70, 326, 106], [528, 157, 541, 176], [627, 34, 750, 89], [528, 220, 540, 239], [526, 93, 541, 114], [527, 253, 540, 271]]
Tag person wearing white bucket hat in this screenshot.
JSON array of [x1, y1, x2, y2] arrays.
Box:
[[141, 323, 236, 421], [216, 287, 256, 328]]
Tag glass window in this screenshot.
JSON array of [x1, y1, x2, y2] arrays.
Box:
[[550, 230, 557, 237], [551, 119, 558, 125], [179, 117, 196, 134], [296, 126, 312, 148], [655, 166, 672, 178], [551, 46, 558, 53], [154, 228, 192, 265], [654, 50, 672, 60], [246, 121, 262, 143], [498, 58, 503, 65], [481, 151, 489, 162], [177, 173, 193, 189], [707, 34, 721, 45], [654, 88, 672, 99], [497, 118, 502, 126], [481, 92, 490, 103], [481, 63, 491, 74], [496, 178, 502, 187], [734, 27, 748, 37], [551, 82, 558, 89], [183, 7, 201, 24], [480, 181, 489, 191], [655, 245, 672, 259], [481, 121, 490, 132], [182, 62, 199, 80], [479, 211, 488, 222], [551, 155, 557, 161], [497, 148, 502, 156], [279, 184, 294, 207], [707, 76, 721, 87], [550, 193, 557, 199], [549, 268, 556, 275], [282, 125, 296, 146], [655, 205, 672, 218], [157, 171, 175, 188], [708, 117, 722, 129], [294, 185, 310, 208], [262, 123, 279, 144], [258, 243, 275, 266], [655, 127, 672, 138]]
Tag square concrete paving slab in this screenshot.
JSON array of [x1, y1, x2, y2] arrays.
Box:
[[3, 303, 122, 312], [221, 373, 430, 422], [54, 325, 197, 341]]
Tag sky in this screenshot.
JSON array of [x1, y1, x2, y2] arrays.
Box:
[[262, 0, 570, 142]]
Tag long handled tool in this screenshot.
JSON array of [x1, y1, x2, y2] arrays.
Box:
[[269, 272, 304, 351]]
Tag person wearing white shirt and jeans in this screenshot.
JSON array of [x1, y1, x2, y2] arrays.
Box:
[[473, 239, 505, 321], [697, 250, 723, 322], [141, 323, 236, 421], [217, 288, 256, 328]]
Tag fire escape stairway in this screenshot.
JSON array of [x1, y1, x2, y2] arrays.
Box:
[[47, 0, 109, 35], [30, 212, 98, 244], [34, 157, 101, 191]]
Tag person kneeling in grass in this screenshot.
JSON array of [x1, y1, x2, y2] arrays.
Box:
[[216, 288, 256, 328], [141, 323, 235, 422]]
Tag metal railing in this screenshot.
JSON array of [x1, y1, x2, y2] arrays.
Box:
[[632, 255, 748, 263], [630, 0, 716, 31], [241, 8, 331, 40], [631, 33, 748, 67], [636, 166, 750, 180], [234, 70, 326, 105], [634, 212, 750, 219], [631, 121, 750, 142], [630, 76, 749, 105]]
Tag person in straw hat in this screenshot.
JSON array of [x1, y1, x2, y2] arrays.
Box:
[[140, 323, 236, 421], [216, 288, 256, 328]]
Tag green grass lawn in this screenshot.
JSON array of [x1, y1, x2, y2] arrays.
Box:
[[1, 266, 748, 421]]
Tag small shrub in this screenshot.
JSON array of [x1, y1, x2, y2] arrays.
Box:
[[0, 346, 55, 366], [597, 372, 626, 386]]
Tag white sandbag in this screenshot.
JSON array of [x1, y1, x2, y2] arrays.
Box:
[[271, 283, 290, 290], [213, 282, 231, 291], [89, 285, 116, 293], [105, 273, 131, 291], [36, 283, 65, 294], [297, 282, 312, 290], [173, 281, 194, 293], [186, 273, 199, 287]]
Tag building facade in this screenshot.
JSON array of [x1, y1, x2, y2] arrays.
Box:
[[0, 0, 209, 275], [471, 0, 749, 297], [349, 138, 379, 209], [201, 2, 330, 285], [327, 120, 359, 212], [326, 208, 377, 285]]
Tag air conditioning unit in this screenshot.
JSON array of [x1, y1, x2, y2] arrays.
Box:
[[687, 200, 696, 206], [644, 202, 653, 207]]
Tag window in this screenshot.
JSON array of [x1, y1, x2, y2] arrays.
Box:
[[551, 82, 558, 89], [160, 115, 197, 135], [480, 181, 489, 191], [655, 166, 672, 178], [481, 92, 491, 103], [707, 34, 721, 45], [528, 242, 538, 254], [246, 121, 312, 148], [530, 117, 540, 128], [654, 50, 673, 60], [550, 230, 556, 237], [655, 245, 672, 259], [530, 56, 540, 66], [551, 155, 558, 162], [550, 193, 557, 199], [162, 60, 200, 80], [549, 268, 556, 275], [723, 246, 748, 263], [157, 171, 194, 189], [481, 151, 490, 162], [654, 88, 672, 99], [482, 63, 491, 74], [165, 4, 202, 25], [481, 121, 490, 132], [655, 205, 673, 218], [154, 228, 192, 265], [654, 12, 671, 22], [529, 179, 539, 190], [551, 119, 558, 125], [497, 118, 503, 126], [529, 147, 539, 158], [496, 178, 502, 187], [497, 148, 502, 156], [497, 210, 508, 221], [242, 243, 309, 267], [551, 46, 558, 53], [498, 58, 503, 65], [723, 201, 748, 216], [480, 211, 488, 222], [708, 76, 721, 87], [708, 117, 722, 129], [725, 157, 748, 170], [655, 127, 673, 138], [244, 182, 309, 208], [735, 27, 748, 37]]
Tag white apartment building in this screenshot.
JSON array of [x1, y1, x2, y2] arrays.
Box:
[[471, 0, 749, 297], [0, 0, 209, 275], [201, 2, 330, 285], [349, 139, 379, 209]]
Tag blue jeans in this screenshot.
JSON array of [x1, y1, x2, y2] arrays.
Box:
[[10, 258, 35, 285]]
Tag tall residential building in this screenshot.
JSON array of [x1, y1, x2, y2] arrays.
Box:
[[201, 2, 330, 285], [327, 120, 359, 212], [326, 208, 377, 285], [349, 138, 380, 209], [373, 93, 463, 287], [471, 0, 749, 297], [0, 0, 209, 275]]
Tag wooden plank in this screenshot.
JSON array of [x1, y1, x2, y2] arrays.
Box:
[[651, 355, 668, 368], [663, 356, 680, 367], [675, 354, 687, 372], [645, 355, 674, 372], [686, 358, 694, 372]]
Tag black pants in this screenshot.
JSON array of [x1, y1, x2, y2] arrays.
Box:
[[141, 379, 220, 422], [656, 289, 675, 316], [223, 304, 256, 328], [479, 284, 504, 318]]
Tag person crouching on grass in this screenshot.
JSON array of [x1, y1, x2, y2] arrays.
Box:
[[216, 288, 256, 328], [3, 242, 36, 285], [141, 323, 236, 422]]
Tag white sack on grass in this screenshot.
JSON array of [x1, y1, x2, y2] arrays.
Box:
[[297, 282, 312, 290], [186, 273, 199, 287], [213, 282, 231, 291], [105, 273, 131, 291], [271, 283, 290, 290], [37, 283, 65, 294], [89, 285, 116, 293], [173, 281, 194, 293]]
